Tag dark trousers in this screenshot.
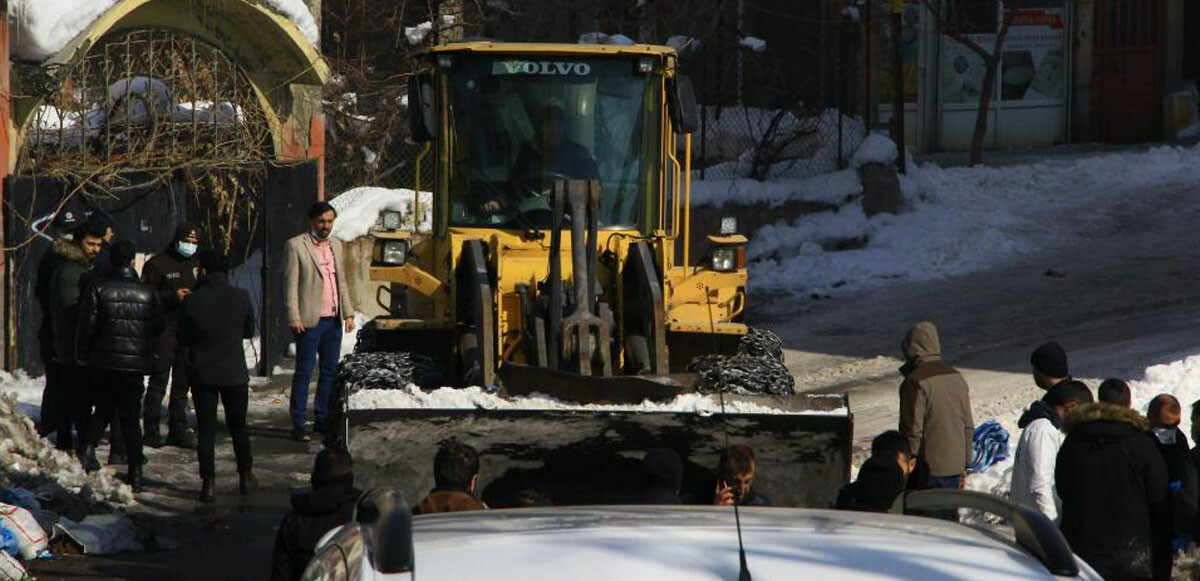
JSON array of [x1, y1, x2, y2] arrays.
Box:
[[923, 474, 963, 521], [145, 331, 190, 434], [290, 317, 343, 431], [40, 362, 74, 450], [194, 384, 252, 479], [87, 370, 144, 466]]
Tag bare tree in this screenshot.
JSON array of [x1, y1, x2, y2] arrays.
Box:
[[922, 0, 1018, 166]]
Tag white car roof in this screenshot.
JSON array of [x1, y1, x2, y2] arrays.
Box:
[[402, 506, 1097, 580]]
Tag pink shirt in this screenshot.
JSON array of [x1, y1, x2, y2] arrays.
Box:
[[313, 236, 339, 317]]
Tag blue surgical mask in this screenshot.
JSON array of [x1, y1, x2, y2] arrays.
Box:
[[176, 241, 198, 258]]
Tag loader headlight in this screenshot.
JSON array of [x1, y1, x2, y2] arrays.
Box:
[[711, 247, 737, 272], [719, 216, 738, 235], [381, 210, 403, 230], [380, 240, 409, 265]]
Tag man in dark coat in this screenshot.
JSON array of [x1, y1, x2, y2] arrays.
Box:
[[179, 250, 256, 503], [141, 222, 201, 449], [76, 240, 163, 490], [1147, 394, 1198, 579], [48, 219, 106, 465], [270, 447, 361, 581], [641, 448, 683, 504], [837, 430, 916, 512], [1057, 401, 1169, 581], [34, 210, 81, 450], [414, 442, 487, 515], [898, 321, 975, 494]]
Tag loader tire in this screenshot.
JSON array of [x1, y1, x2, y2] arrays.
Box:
[[687, 353, 795, 396], [335, 351, 443, 394]]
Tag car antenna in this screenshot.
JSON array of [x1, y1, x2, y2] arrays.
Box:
[[705, 286, 752, 581]]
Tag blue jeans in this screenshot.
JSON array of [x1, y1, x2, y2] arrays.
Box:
[[923, 475, 963, 521], [291, 317, 343, 431]]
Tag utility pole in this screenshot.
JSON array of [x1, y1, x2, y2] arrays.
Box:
[[891, 0, 906, 174]]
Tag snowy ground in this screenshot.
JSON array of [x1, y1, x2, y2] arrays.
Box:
[[743, 141, 1200, 503]]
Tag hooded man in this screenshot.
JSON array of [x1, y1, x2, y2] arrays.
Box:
[[270, 447, 362, 581], [1010, 380, 1093, 523], [897, 321, 975, 495], [1057, 402, 1169, 581], [141, 222, 201, 449]]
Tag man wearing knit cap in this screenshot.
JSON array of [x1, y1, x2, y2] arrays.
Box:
[[270, 447, 361, 581], [897, 321, 975, 501], [1031, 340, 1070, 391]]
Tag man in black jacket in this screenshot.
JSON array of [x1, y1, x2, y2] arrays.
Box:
[[837, 430, 916, 512], [1147, 394, 1198, 579], [76, 240, 164, 490], [141, 223, 201, 449], [49, 219, 106, 466], [34, 210, 81, 450], [270, 447, 361, 581], [640, 448, 683, 504], [179, 249, 256, 503], [1057, 401, 1168, 581]]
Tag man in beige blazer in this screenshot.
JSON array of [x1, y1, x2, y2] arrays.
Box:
[[284, 202, 355, 442]]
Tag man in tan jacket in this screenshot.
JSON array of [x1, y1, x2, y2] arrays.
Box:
[[284, 202, 355, 442], [898, 321, 974, 498]]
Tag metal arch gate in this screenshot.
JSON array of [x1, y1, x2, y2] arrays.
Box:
[[4, 29, 317, 374], [1092, 0, 1163, 143]]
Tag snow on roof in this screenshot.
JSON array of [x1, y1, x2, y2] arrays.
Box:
[[9, 0, 319, 63], [348, 385, 849, 416], [328, 186, 433, 242]]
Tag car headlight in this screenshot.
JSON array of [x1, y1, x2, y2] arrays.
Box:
[[719, 216, 738, 235], [380, 240, 409, 265], [711, 247, 737, 272], [381, 210, 403, 230]]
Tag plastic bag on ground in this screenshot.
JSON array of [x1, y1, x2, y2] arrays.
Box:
[[0, 550, 27, 581], [53, 513, 143, 555], [0, 504, 47, 560], [0, 528, 15, 558]]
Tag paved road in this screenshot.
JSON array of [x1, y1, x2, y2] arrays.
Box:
[[751, 181, 1200, 444]]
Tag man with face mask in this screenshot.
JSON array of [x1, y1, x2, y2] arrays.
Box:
[[1148, 394, 1197, 579], [284, 202, 355, 442], [140, 223, 201, 449]]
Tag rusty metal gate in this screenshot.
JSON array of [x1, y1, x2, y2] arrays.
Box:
[[1092, 0, 1162, 143]]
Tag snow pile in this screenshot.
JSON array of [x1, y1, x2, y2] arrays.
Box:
[[851, 133, 899, 167], [692, 169, 862, 209], [10, 0, 319, 62], [328, 187, 434, 242], [739, 36, 767, 52], [665, 36, 699, 53], [0, 373, 134, 506], [1129, 354, 1200, 438], [751, 144, 1200, 295], [578, 32, 636, 46], [349, 385, 849, 416], [405, 15, 456, 45]]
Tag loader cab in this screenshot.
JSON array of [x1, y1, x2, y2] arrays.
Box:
[[409, 46, 688, 237]]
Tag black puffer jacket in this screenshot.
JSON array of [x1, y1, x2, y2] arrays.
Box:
[[270, 479, 361, 581], [76, 267, 164, 373], [1057, 403, 1168, 581]]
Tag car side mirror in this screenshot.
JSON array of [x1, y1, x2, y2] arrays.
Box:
[[669, 74, 699, 134], [408, 73, 436, 142]]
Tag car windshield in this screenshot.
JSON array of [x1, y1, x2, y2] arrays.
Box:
[[446, 55, 661, 230]]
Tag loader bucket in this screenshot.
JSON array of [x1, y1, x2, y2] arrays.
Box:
[[498, 363, 699, 404], [340, 393, 852, 509]]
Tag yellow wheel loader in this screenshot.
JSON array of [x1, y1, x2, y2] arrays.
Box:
[[333, 42, 853, 508]]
